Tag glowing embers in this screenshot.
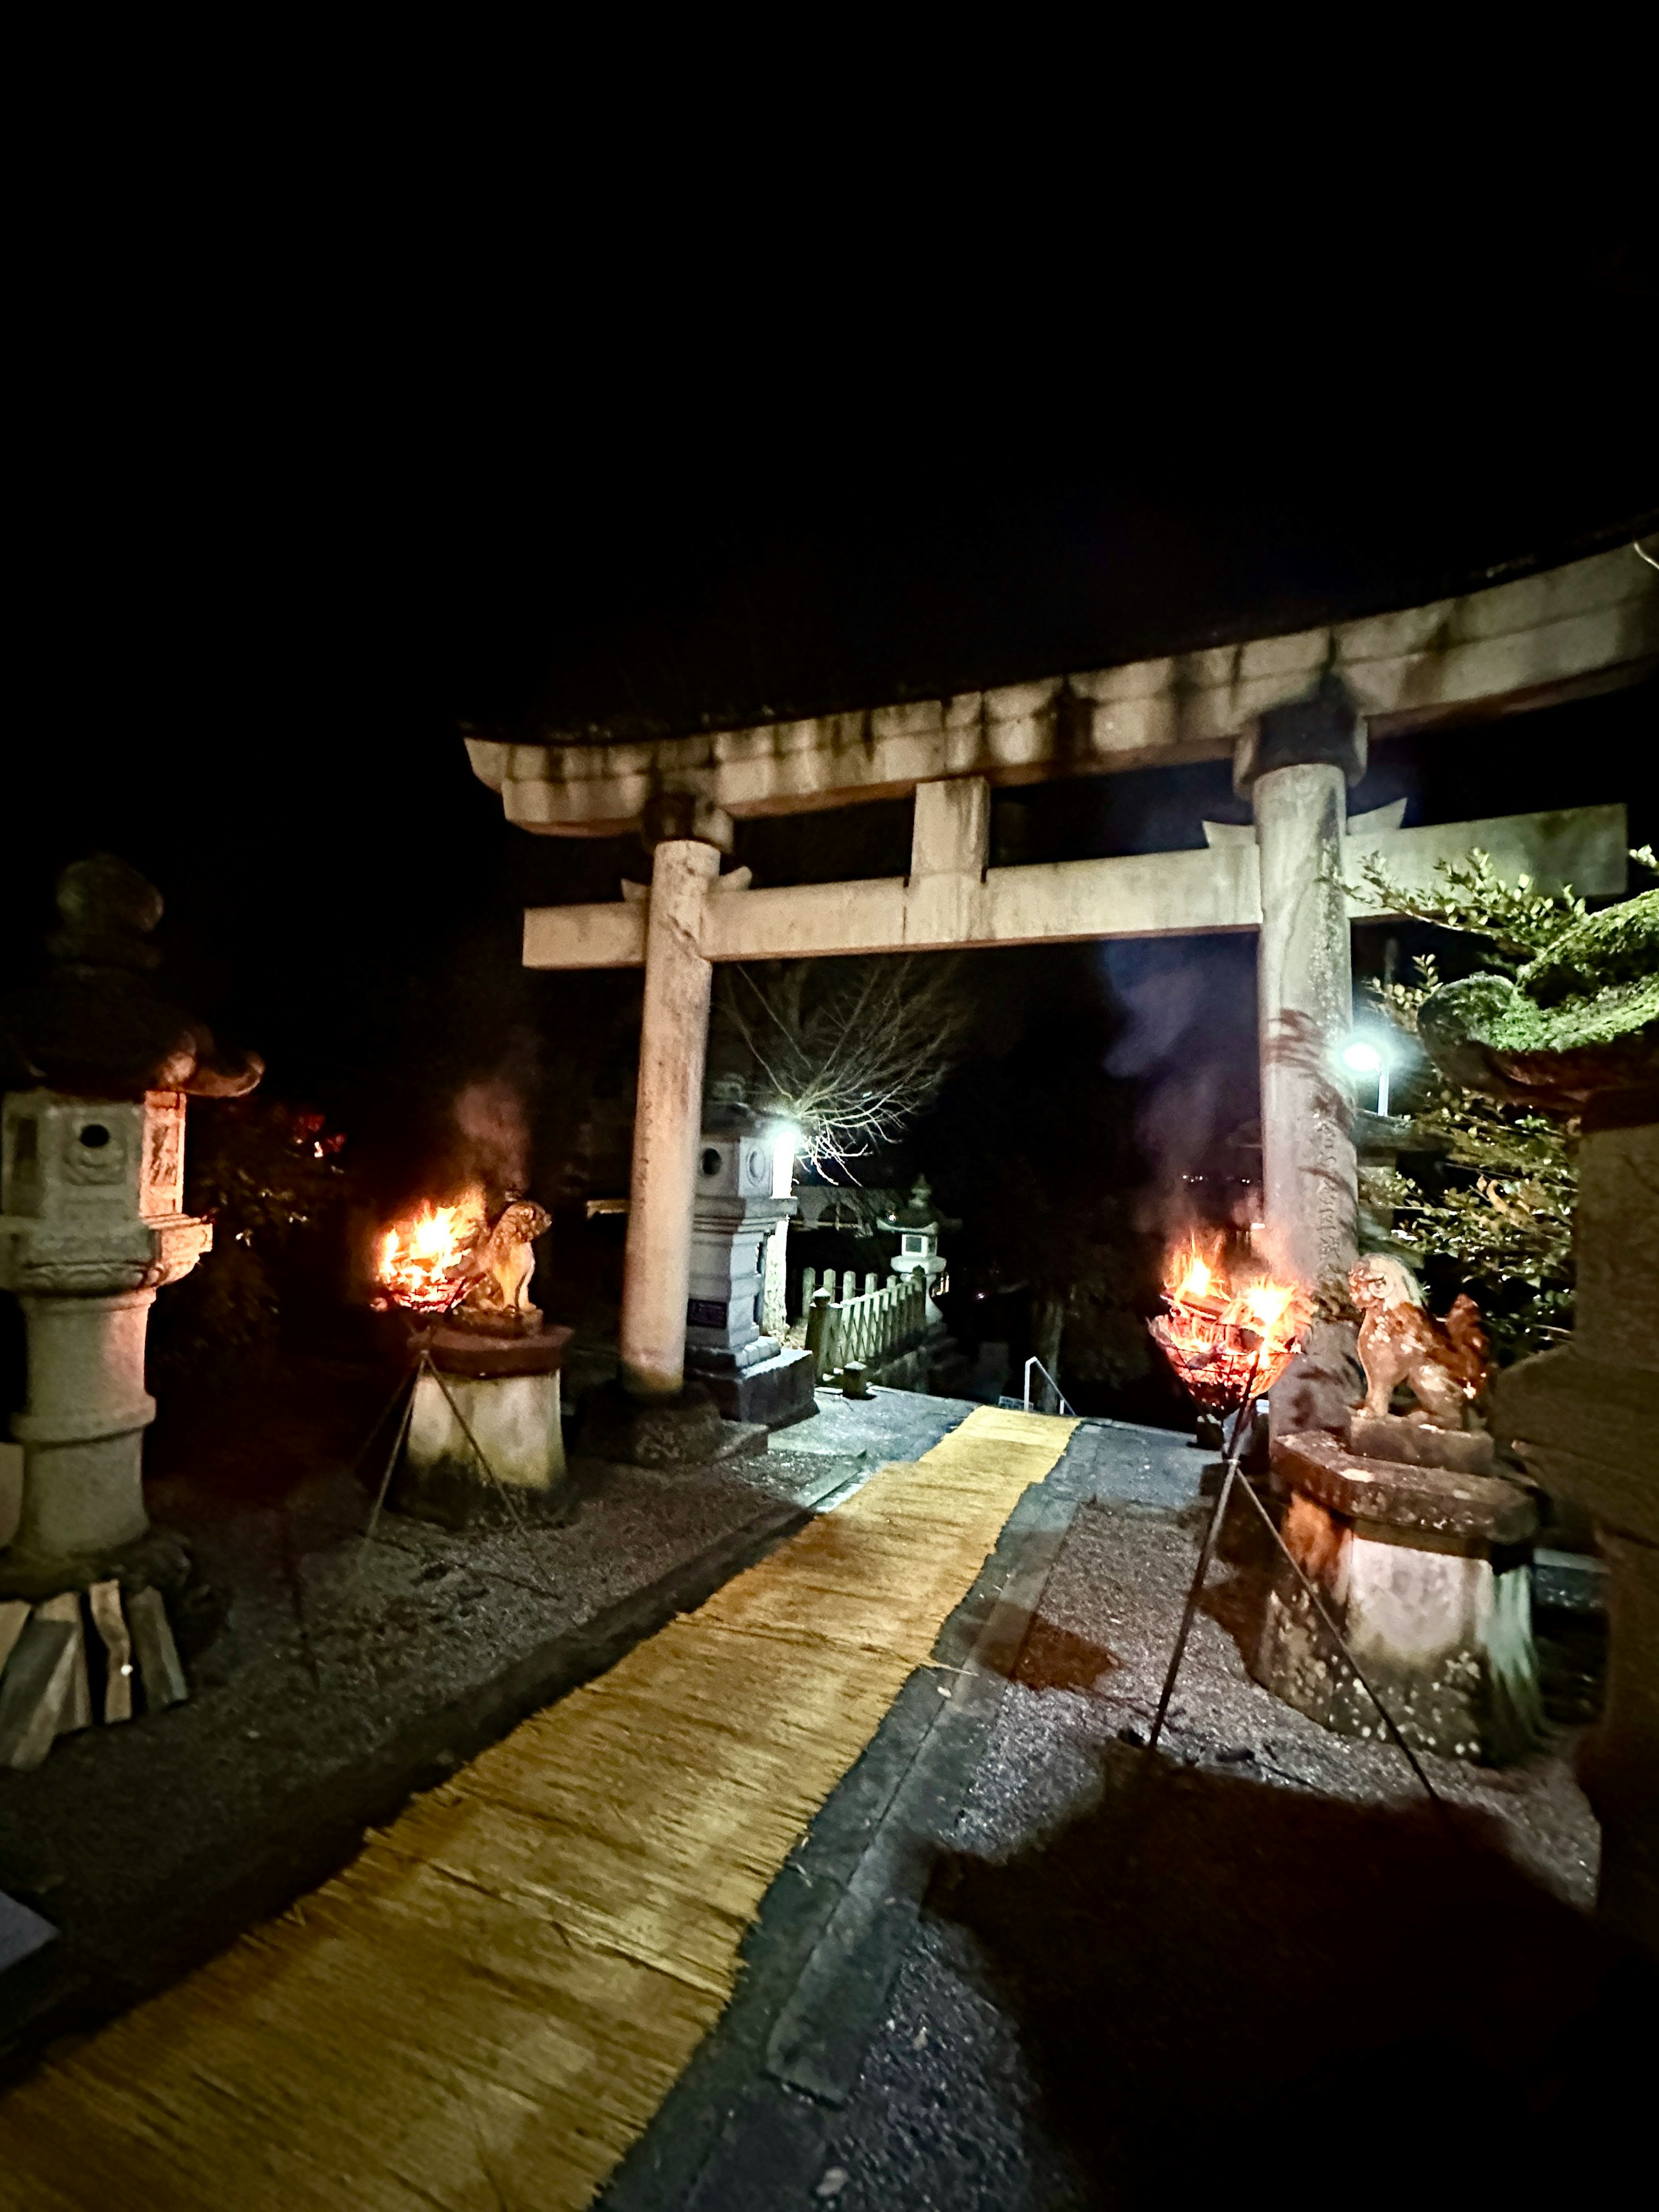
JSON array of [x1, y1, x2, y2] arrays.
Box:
[[372, 1186, 488, 1316], [1148, 1234, 1306, 1414]]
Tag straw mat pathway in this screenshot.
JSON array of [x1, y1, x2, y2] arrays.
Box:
[[0, 1406, 1074, 2210]]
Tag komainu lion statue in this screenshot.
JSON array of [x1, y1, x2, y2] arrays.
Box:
[[1349, 1255, 1493, 1430], [455, 1198, 553, 1334]]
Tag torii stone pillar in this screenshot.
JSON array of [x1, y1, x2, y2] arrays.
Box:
[[1238, 677, 1367, 1431], [619, 838, 721, 1399]]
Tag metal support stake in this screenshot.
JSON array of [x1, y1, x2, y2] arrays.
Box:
[[1144, 1396, 1252, 1758]]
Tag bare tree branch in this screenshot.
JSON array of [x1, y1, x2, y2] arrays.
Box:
[[712, 954, 972, 1174]]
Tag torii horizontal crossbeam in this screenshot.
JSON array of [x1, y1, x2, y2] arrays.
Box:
[[521, 793, 1628, 970]]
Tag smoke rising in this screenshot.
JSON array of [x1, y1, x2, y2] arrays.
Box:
[[449, 1029, 540, 1204], [1098, 936, 1260, 1241], [453, 1077, 531, 1196]]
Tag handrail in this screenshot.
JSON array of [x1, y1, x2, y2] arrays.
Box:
[[1022, 1356, 1074, 1417], [803, 1267, 929, 1382]]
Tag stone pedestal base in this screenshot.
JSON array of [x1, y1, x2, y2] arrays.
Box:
[[1349, 1412, 1496, 1476], [392, 1325, 572, 1532], [575, 1380, 767, 1471], [688, 1344, 817, 1430], [1256, 1430, 1542, 1763], [1495, 1333, 1659, 1957], [2, 1289, 159, 1589]]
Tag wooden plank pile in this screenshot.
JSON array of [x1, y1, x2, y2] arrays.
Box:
[[0, 1581, 187, 1770]]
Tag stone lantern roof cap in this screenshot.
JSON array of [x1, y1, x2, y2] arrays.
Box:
[[1, 858, 264, 1101], [878, 1176, 960, 1234]]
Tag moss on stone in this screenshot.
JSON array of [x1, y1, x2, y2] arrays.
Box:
[[1483, 970, 1659, 1054], [1417, 889, 1658, 1093], [1520, 890, 1659, 1008]]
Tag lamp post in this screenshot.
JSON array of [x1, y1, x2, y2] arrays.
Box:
[[1343, 1038, 1390, 1117]]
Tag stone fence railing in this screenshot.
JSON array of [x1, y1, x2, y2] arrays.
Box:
[[801, 1267, 930, 1382]]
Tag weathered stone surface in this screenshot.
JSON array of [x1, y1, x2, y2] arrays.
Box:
[[34, 1595, 91, 1735], [620, 840, 721, 1400], [0, 1444, 20, 1550], [696, 1346, 817, 1430], [475, 547, 1656, 833], [1249, 747, 1358, 1435], [394, 1366, 571, 1532], [0, 1886, 56, 1974], [426, 1322, 571, 1379], [1259, 1432, 1542, 1763], [1349, 1412, 1496, 1475], [1, 1088, 213, 1588], [1491, 1116, 1659, 1953], [1274, 1431, 1535, 1545]]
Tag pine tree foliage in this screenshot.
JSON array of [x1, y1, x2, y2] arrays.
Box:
[[1351, 844, 1656, 1361]]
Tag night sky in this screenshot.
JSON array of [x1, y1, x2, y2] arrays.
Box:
[[8, 228, 1655, 1213]]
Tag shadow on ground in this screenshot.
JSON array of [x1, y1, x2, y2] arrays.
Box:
[[929, 1742, 1651, 2200]]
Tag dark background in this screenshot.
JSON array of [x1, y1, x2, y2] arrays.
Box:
[[5, 216, 1655, 1411]]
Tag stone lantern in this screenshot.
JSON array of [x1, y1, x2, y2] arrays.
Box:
[[682, 1089, 815, 1429], [878, 1179, 955, 1328], [0, 858, 261, 1600], [1413, 891, 1659, 1956], [0, 1091, 210, 1585]]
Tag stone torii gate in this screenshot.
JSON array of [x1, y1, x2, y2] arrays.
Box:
[[469, 547, 1654, 1420]]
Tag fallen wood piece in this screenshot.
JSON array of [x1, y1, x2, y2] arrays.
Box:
[[0, 1440, 21, 1549], [33, 1596, 92, 1736], [125, 1587, 188, 1711], [0, 1619, 77, 1769], [0, 1600, 31, 1679], [87, 1581, 135, 1724], [0, 1887, 57, 1974]]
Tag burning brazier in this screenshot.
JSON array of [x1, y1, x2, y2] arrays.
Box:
[[378, 1194, 573, 1529], [1257, 1259, 1542, 1763], [683, 1103, 815, 1430]]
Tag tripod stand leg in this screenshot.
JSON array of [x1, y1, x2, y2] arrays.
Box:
[[360, 1359, 420, 1556], [1145, 1456, 1240, 1758], [415, 1363, 569, 1605], [1228, 1468, 1445, 1812]]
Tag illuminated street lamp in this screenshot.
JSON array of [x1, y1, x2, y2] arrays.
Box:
[[1343, 1037, 1391, 1116], [769, 1121, 802, 1199]]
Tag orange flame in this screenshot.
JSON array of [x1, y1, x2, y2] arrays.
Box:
[[373, 1186, 488, 1315], [1149, 1234, 1305, 1414]]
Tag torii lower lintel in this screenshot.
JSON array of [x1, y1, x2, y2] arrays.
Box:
[[521, 794, 1628, 970]]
